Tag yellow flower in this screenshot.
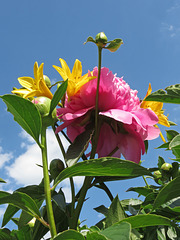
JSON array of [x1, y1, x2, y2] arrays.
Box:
[[141, 83, 170, 142], [53, 58, 95, 98], [12, 62, 53, 99]]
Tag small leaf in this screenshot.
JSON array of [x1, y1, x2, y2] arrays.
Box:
[[53, 229, 85, 240], [153, 176, 180, 210], [101, 222, 131, 240], [86, 231, 108, 240], [0, 178, 6, 183], [84, 36, 96, 45], [65, 128, 94, 167], [106, 39, 123, 52], [118, 214, 173, 228], [2, 205, 19, 227], [158, 156, 165, 169], [105, 195, 126, 228], [145, 84, 180, 104], [94, 205, 109, 217], [127, 187, 153, 197], [55, 157, 153, 186], [0, 191, 41, 218], [169, 134, 180, 149], [49, 80, 68, 115], [0, 94, 41, 145], [166, 130, 179, 142]]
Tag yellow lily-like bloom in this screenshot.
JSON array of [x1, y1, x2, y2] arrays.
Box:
[[141, 83, 170, 142], [12, 62, 53, 99], [53, 58, 95, 98]]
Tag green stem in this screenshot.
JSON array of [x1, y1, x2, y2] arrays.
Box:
[[70, 176, 93, 229], [142, 175, 150, 189], [41, 126, 57, 237], [52, 125, 76, 224], [90, 47, 102, 159]]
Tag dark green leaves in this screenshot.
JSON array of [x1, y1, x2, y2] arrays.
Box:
[[65, 128, 94, 167], [0, 191, 41, 219], [52, 229, 85, 240], [145, 84, 180, 104], [55, 157, 153, 186], [49, 80, 68, 115], [153, 176, 180, 210], [0, 94, 41, 146]]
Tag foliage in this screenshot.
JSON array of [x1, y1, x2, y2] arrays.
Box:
[[1, 32, 180, 239]]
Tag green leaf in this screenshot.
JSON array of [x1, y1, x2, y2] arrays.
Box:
[[101, 222, 131, 240], [53, 229, 85, 240], [169, 134, 180, 149], [86, 231, 108, 240], [0, 178, 6, 183], [145, 84, 180, 104], [0, 228, 12, 240], [166, 130, 179, 142], [0, 94, 41, 145], [158, 156, 165, 169], [84, 36, 96, 44], [118, 214, 173, 228], [2, 205, 19, 227], [55, 158, 153, 186], [94, 205, 109, 217], [127, 187, 154, 197], [105, 195, 126, 228], [0, 191, 41, 219], [65, 128, 94, 167], [153, 176, 180, 210], [106, 39, 123, 52], [49, 80, 68, 115]]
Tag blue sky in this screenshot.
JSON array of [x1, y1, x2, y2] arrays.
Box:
[[0, 0, 180, 230]]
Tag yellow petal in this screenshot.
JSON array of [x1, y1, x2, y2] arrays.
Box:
[[39, 80, 53, 99], [34, 62, 38, 80], [158, 114, 170, 127], [18, 77, 34, 90], [59, 58, 71, 78], [53, 65, 68, 81], [72, 59, 82, 80]]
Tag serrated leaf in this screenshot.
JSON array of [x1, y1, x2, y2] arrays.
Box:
[[55, 157, 153, 186], [106, 39, 123, 52], [0, 95, 41, 146], [49, 80, 68, 115], [153, 176, 180, 210], [0, 191, 41, 219], [53, 229, 85, 240], [65, 128, 94, 167], [145, 84, 180, 104]]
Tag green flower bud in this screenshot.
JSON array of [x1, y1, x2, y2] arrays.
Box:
[[43, 75, 51, 88], [32, 96, 57, 127], [153, 170, 162, 179], [49, 159, 65, 179], [161, 163, 173, 171], [28, 217, 36, 228], [95, 32, 108, 47]]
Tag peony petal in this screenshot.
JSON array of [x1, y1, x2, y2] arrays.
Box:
[[99, 109, 133, 124]]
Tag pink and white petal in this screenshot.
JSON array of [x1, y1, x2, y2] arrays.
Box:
[[99, 109, 133, 125], [55, 120, 74, 134], [63, 107, 93, 121], [133, 108, 159, 126], [144, 125, 160, 140]]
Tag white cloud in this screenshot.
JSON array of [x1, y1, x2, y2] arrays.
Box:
[[5, 129, 69, 186], [4, 129, 84, 202], [0, 146, 13, 168], [161, 23, 180, 38]]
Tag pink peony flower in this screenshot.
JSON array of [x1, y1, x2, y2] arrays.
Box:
[[56, 67, 160, 163]]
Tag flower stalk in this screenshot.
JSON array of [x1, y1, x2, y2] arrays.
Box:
[[40, 125, 57, 237], [90, 46, 102, 159]]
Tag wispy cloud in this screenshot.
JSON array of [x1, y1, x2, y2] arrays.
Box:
[[0, 146, 13, 168], [161, 22, 180, 38]]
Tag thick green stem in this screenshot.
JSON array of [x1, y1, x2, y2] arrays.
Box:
[[90, 47, 102, 159], [41, 126, 57, 237], [70, 176, 93, 229]]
